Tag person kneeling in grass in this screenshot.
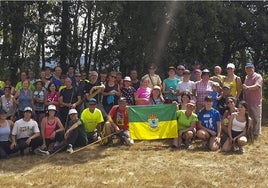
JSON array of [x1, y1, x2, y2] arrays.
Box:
[[172, 100, 197, 149], [222, 101, 252, 154], [64, 109, 88, 153], [196, 96, 221, 151], [104, 97, 134, 146]]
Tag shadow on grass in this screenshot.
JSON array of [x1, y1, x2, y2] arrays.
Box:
[[0, 143, 123, 173]]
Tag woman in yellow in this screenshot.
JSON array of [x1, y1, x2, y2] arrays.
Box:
[[172, 100, 198, 149], [223, 63, 242, 100]]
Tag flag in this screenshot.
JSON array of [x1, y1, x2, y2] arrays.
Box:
[[127, 104, 178, 140]]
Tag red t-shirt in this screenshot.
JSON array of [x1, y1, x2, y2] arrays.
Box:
[[109, 105, 129, 131]]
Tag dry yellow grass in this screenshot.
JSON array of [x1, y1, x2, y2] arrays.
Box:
[[1, 125, 268, 187]]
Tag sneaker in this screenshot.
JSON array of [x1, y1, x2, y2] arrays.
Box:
[[34, 148, 50, 156], [66, 144, 73, 154], [238, 147, 245, 154], [183, 140, 190, 149], [202, 141, 209, 149], [123, 136, 134, 146]]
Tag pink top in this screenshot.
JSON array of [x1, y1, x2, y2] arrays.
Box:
[[135, 87, 152, 105], [44, 117, 58, 138], [47, 92, 60, 110], [244, 72, 263, 106]]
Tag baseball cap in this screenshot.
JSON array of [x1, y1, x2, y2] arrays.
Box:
[[48, 105, 57, 111], [245, 63, 255, 68], [227, 63, 235, 69], [194, 69, 201, 73], [68, 109, 78, 115], [193, 60, 200, 65], [24, 107, 33, 112], [88, 98, 97, 103], [123, 76, 131, 82]]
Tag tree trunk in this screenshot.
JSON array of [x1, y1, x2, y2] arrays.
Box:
[[84, 2, 93, 74], [59, 1, 70, 74]]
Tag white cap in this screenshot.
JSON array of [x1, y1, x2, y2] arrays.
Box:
[[227, 63, 235, 69], [48, 105, 57, 111], [123, 76, 131, 82], [24, 107, 33, 112], [68, 109, 78, 115]]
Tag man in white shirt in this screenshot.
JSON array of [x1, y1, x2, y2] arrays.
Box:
[[11, 107, 41, 155]]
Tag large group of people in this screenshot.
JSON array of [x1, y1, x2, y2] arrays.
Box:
[[0, 61, 263, 159]]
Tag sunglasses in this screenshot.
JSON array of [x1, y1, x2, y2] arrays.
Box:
[[110, 76, 116, 78], [75, 75, 81, 77]]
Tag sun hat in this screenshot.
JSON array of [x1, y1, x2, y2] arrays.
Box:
[[24, 107, 33, 112], [68, 109, 78, 115], [123, 76, 131, 82], [48, 105, 57, 111]]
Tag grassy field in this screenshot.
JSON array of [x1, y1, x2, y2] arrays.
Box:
[[1, 124, 268, 188]]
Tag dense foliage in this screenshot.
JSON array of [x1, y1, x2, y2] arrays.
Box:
[[0, 1, 267, 83]]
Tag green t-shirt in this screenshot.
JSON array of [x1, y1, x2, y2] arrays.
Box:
[[176, 110, 198, 131], [67, 118, 88, 142]]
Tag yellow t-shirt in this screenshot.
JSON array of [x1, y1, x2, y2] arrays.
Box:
[[223, 79, 237, 97], [81, 108, 104, 132], [0, 81, 5, 90]]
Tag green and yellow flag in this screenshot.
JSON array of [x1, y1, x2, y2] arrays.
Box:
[[127, 104, 178, 140]]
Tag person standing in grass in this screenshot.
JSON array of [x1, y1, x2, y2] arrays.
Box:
[[222, 101, 252, 153], [242, 63, 263, 140], [196, 96, 221, 151]]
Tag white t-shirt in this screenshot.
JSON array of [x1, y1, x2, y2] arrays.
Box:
[[12, 119, 40, 139], [177, 80, 196, 102]]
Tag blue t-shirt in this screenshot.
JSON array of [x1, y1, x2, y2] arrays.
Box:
[[198, 108, 221, 132], [210, 91, 219, 109]]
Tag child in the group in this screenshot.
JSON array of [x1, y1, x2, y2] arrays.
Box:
[[210, 82, 221, 109], [134, 77, 152, 105]]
